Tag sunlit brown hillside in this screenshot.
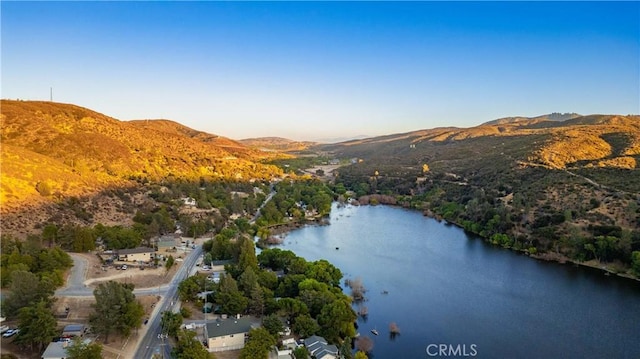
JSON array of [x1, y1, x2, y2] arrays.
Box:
[[0, 100, 283, 213]]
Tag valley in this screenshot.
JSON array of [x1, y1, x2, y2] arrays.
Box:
[[1, 101, 639, 359]]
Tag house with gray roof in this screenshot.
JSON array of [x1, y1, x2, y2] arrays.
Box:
[[205, 316, 256, 352], [303, 335, 338, 359]]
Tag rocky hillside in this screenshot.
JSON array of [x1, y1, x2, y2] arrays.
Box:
[[0, 100, 283, 214]]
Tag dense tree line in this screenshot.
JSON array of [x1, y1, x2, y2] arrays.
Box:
[[0, 236, 107, 354], [255, 179, 334, 228], [0, 236, 72, 292]]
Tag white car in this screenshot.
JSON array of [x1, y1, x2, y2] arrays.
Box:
[[2, 329, 18, 338]]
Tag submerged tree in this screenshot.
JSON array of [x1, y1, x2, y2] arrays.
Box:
[[356, 336, 374, 354]]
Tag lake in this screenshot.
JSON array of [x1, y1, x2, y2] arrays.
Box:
[[276, 203, 640, 359]]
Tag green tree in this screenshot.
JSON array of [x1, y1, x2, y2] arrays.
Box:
[[355, 351, 369, 359], [238, 267, 260, 297], [216, 274, 248, 315], [161, 311, 183, 338], [248, 285, 266, 316], [42, 224, 59, 247], [239, 327, 276, 359], [262, 314, 284, 337], [277, 298, 309, 323], [317, 299, 357, 342], [293, 346, 310, 359], [172, 329, 212, 359], [166, 255, 176, 272], [292, 314, 320, 338], [203, 252, 213, 266], [178, 275, 206, 302], [3, 270, 55, 318], [238, 237, 258, 273], [340, 337, 353, 359], [14, 300, 58, 351], [67, 337, 103, 359], [306, 260, 342, 287], [89, 281, 144, 343]]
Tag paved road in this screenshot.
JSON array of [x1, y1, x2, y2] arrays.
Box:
[[134, 245, 203, 359], [55, 254, 90, 296], [251, 187, 276, 224]]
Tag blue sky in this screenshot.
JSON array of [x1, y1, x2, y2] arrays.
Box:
[[2, 2, 638, 141]]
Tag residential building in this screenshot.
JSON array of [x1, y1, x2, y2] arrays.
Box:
[[116, 247, 155, 262], [205, 317, 255, 352], [303, 335, 338, 359]]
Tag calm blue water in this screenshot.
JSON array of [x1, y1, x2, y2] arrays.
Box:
[[276, 203, 640, 359]]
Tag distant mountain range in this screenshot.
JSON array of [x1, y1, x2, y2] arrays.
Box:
[[482, 112, 582, 125], [239, 137, 318, 151], [322, 113, 640, 170]]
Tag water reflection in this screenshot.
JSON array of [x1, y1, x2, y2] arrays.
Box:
[[278, 203, 640, 359]]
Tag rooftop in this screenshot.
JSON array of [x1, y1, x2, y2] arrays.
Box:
[[41, 342, 69, 358], [116, 247, 155, 255], [205, 317, 254, 338], [62, 324, 84, 332], [304, 335, 338, 359]]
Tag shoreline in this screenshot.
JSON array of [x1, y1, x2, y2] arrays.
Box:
[[259, 193, 639, 283], [308, 196, 640, 283], [422, 207, 640, 283]]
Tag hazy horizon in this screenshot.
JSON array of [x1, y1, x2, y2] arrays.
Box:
[[2, 2, 638, 141]]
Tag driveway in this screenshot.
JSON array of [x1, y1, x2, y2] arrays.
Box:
[[55, 253, 90, 296]]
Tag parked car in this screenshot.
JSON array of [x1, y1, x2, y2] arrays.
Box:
[[121, 265, 128, 270], [2, 329, 18, 338]]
